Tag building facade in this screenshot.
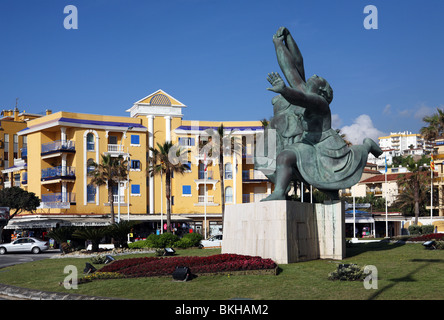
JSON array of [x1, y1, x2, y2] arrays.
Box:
[[4, 90, 270, 237]]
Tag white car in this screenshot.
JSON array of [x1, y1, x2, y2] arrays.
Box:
[[0, 237, 49, 254], [199, 234, 223, 248]]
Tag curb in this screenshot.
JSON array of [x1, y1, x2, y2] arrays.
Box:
[[0, 283, 124, 300]]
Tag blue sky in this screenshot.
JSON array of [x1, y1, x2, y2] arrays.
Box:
[[1, 0, 443, 144]]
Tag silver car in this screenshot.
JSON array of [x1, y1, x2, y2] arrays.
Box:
[[0, 237, 49, 254]]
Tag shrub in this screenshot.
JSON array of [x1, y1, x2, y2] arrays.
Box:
[[409, 233, 444, 242], [421, 225, 435, 235], [99, 254, 277, 278], [90, 254, 107, 264], [408, 225, 422, 235], [182, 233, 203, 247], [328, 264, 365, 281], [158, 232, 179, 248], [435, 241, 444, 250], [174, 237, 194, 249]]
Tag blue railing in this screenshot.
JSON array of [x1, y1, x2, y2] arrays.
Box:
[[41, 192, 76, 204], [41, 140, 75, 154], [41, 166, 76, 181], [21, 172, 28, 184]]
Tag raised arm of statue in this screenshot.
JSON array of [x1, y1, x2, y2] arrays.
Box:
[[267, 72, 328, 113], [273, 27, 306, 91]]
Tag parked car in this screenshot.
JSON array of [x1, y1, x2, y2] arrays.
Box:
[[0, 237, 49, 254], [199, 234, 223, 248]]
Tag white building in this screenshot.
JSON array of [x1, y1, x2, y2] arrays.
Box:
[[378, 131, 429, 158]]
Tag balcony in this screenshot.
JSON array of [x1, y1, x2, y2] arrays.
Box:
[[242, 193, 268, 203], [194, 195, 218, 206], [105, 144, 129, 157], [41, 166, 76, 182], [40, 192, 76, 209], [198, 170, 214, 180], [21, 147, 27, 158], [41, 140, 75, 155], [242, 169, 267, 181]]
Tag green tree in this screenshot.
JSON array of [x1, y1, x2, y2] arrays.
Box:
[[148, 141, 190, 233], [395, 161, 429, 225], [0, 187, 40, 242], [88, 154, 128, 224], [107, 220, 139, 248], [203, 124, 241, 229], [420, 108, 444, 142], [73, 227, 108, 252]]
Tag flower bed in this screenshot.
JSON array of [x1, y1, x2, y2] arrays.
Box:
[[99, 254, 277, 278], [409, 233, 444, 242]]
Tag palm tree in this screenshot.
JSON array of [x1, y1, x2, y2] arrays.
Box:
[[88, 154, 128, 224], [420, 108, 444, 142], [396, 159, 429, 225], [148, 141, 190, 233], [203, 124, 241, 229]]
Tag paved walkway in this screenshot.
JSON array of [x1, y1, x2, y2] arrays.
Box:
[[0, 283, 123, 300]]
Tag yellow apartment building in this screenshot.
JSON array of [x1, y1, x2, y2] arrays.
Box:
[[1, 108, 45, 190], [4, 90, 271, 238]]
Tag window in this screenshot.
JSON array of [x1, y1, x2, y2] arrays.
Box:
[[131, 184, 140, 195], [182, 185, 192, 196], [224, 163, 233, 179], [131, 160, 141, 170], [86, 133, 95, 151], [13, 134, 18, 159], [225, 186, 233, 203], [87, 184, 96, 203], [184, 161, 191, 172], [131, 135, 140, 145], [178, 137, 195, 147], [87, 158, 95, 173], [108, 136, 118, 145]]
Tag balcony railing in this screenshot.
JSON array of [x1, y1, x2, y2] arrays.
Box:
[[41, 166, 76, 181], [107, 144, 124, 153], [242, 169, 267, 180], [21, 172, 27, 184], [41, 140, 75, 154], [198, 195, 214, 203], [198, 170, 214, 180], [242, 193, 268, 203], [40, 192, 76, 209], [113, 195, 125, 203], [21, 147, 27, 158]]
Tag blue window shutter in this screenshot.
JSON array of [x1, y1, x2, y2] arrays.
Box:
[[131, 135, 140, 145], [131, 184, 140, 194], [182, 185, 191, 195]]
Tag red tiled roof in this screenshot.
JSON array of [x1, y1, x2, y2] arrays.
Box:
[[360, 171, 436, 184]]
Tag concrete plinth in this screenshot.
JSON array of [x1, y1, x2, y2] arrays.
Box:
[[221, 200, 345, 264]]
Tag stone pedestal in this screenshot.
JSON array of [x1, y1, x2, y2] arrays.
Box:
[[221, 200, 345, 264]]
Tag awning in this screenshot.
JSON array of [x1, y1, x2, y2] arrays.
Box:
[[345, 212, 375, 224], [3, 214, 192, 229]]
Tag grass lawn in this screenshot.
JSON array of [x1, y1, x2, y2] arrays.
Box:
[[0, 242, 443, 300]]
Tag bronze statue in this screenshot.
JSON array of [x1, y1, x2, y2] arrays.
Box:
[[258, 27, 382, 200]]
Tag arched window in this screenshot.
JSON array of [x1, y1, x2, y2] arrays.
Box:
[[224, 163, 232, 179], [86, 133, 95, 151], [225, 186, 233, 203], [87, 158, 95, 173], [87, 184, 96, 203]]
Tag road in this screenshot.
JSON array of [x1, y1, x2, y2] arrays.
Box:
[[0, 249, 61, 300], [0, 249, 61, 269]]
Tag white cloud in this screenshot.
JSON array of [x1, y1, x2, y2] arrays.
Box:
[[331, 114, 342, 129], [383, 104, 391, 115], [340, 114, 385, 145]]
